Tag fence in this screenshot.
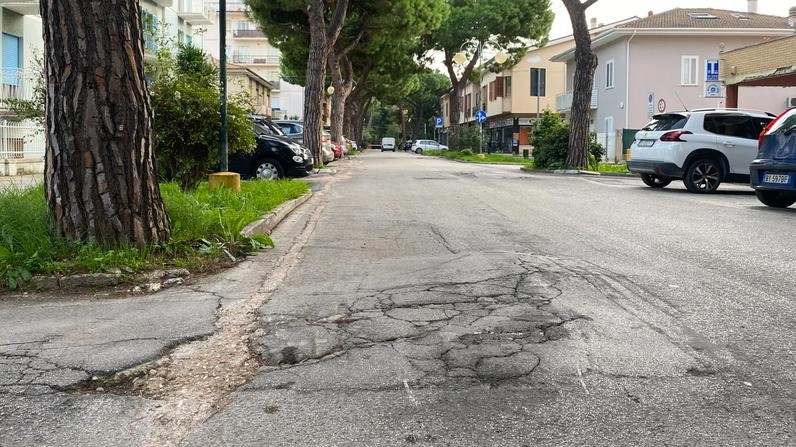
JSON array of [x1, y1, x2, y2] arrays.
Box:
[[0, 120, 45, 172]]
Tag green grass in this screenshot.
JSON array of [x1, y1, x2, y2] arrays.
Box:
[[0, 180, 309, 290], [595, 163, 630, 174], [422, 150, 528, 164]]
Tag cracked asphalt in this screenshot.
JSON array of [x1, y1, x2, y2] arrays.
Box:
[[2, 151, 795, 446]]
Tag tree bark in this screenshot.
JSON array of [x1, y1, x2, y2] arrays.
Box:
[[40, 0, 168, 246], [304, 0, 348, 165], [563, 0, 599, 168], [444, 48, 478, 150]]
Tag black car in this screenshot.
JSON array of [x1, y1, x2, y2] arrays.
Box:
[[229, 119, 314, 180], [273, 120, 304, 145]]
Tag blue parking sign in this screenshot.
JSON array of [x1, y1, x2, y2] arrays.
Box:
[[706, 59, 719, 81], [435, 116, 443, 128]]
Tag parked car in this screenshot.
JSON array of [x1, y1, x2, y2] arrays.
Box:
[[750, 107, 796, 208], [381, 137, 396, 152], [411, 139, 448, 154], [229, 120, 314, 180], [627, 108, 774, 193], [273, 120, 304, 144]]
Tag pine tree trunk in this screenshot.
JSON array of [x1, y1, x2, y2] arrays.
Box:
[[40, 0, 168, 246], [304, 0, 327, 165], [563, 0, 599, 168]]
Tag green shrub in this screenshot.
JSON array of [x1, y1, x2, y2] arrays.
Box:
[[452, 126, 481, 152], [530, 110, 570, 169], [150, 43, 255, 190]]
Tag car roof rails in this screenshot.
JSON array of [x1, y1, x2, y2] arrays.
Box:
[[689, 107, 776, 116]]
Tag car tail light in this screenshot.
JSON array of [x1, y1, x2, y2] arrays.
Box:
[[758, 110, 788, 149], [660, 130, 692, 142]]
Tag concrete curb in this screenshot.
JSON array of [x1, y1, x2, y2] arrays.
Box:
[[425, 155, 529, 167], [241, 190, 313, 237], [519, 166, 637, 177]]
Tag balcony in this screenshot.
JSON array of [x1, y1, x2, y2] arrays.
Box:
[[0, 69, 40, 109], [177, 0, 213, 25], [0, 0, 40, 15], [233, 29, 266, 39], [208, 1, 247, 11], [555, 88, 598, 112], [232, 54, 280, 66], [149, 0, 175, 7]]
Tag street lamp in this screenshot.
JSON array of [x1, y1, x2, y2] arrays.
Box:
[[453, 42, 507, 153]]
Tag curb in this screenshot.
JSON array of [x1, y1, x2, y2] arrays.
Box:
[[519, 166, 637, 177], [426, 155, 529, 167], [241, 190, 313, 237]]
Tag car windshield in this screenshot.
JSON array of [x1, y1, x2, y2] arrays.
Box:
[[252, 122, 273, 136], [641, 114, 688, 131]]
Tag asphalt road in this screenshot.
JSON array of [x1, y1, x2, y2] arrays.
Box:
[[187, 151, 795, 446], [2, 151, 794, 446]]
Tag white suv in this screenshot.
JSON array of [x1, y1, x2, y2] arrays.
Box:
[[628, 109, 773, 193]]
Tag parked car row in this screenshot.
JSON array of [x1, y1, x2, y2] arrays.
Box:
[[229, 116, 359, 181], [627, 107, 796, 208]]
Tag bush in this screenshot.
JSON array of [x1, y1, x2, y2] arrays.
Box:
[[530, 110, 570, 169], [452, 126, 481, 152], [150, 43, 255, 190]]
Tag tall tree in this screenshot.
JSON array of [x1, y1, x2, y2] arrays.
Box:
[[40, 0, 168, 246], [562, 0, 599, 168], [247, 0, 349, 165], [425, 0, 553, 145]]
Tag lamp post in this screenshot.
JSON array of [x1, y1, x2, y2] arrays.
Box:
[[453, 43, 507, 154]]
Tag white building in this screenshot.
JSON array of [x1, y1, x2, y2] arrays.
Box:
[[202, 1, 305, 120]]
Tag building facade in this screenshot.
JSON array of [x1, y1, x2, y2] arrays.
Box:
[[552, 7, 796, 162], [203, 1, 304, 120], [0, 1, 43, 175]]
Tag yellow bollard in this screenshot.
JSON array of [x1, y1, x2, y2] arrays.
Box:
[[208, 172, 241, 192]]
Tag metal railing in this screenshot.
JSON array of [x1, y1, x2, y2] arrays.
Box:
[[233, 29, 266, 39], [0, 120, 45, 160], [555, 88, 599, 112], [0, 69, 40, 103], [208, 1, 247, 11], [232, 54, 279, 65]]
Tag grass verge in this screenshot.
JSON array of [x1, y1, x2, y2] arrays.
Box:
[[422, 150, 528, 164], [0, 180, 309, 290]]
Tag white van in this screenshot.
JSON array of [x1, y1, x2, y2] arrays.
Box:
[[380, 137, 396, 152]]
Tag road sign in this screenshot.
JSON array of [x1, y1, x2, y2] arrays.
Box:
[[706, 59, 719, 81], [657, 98, 666, 113], [705, 82, 722, 98], [435, 116, 443, 128], [475, 110, 486, 124]]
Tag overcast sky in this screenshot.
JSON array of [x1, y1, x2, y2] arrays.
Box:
[[548, 0, 792, 38]]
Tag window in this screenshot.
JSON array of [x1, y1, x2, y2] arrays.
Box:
[[141, 10, 158, 53], [681, 56, 698, 86], [236, 21, 251, 30], [530, 68, 546, 96], [605, 60, 614, 89], [504, 76, 512, 97]]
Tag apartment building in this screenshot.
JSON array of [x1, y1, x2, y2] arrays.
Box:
[[552, 6, 796, 161], [203, 1, 304, 120], [440, 20, 629, 154], [0, 1, 43, 175]]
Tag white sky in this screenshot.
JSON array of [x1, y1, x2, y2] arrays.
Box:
[[549, 0, 791, 39]]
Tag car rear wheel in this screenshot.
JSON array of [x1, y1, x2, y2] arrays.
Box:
[[253, 159, 283, 180], [683, 158, 722, 193], [755, 190, 796, 208], [640, 174, 671, 188]]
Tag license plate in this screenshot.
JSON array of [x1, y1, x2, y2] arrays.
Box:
[[637, 140, 655, 147], [763, 173, 791, 184]]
